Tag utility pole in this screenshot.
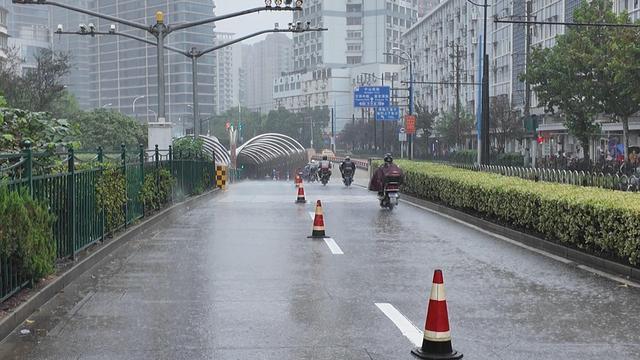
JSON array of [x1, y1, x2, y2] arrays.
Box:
[[451, 42, 464, 150], [524, 0, 535, 168]]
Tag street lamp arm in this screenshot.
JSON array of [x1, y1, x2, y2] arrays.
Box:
[[16, 0, 150, 32], [198, 28, 326, 57], [170, 6, 299, 33], [110, 33, 188, 57]]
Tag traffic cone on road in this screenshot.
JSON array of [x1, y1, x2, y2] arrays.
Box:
[[308, 200, 329, 238], [411, 269, 463, 360], [296, 184, 307, 204]]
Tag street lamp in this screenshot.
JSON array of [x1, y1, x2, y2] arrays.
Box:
[[147, 108, 157, 124], [16, 0, 304, 125], [132, 95, 145, 120], [386, 47, 415, 159], [101, 103, 112, 108], [53, 22, 326, 138]]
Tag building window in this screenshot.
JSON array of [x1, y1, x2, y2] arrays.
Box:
[[347, 4, 362, 12], [347, 17, 362, 25], [347, 56, 362, 64]]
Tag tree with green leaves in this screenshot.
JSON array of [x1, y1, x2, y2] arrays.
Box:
[[72, 109, 146, 151], [414, 102, 438, 155], [523, 0, 640, 161], [435, 109, 474, 150], [490, 95, 523, 153], [598, 5, 640, 162], [0, 48, 71, 113], [1, 108, 76, 153], [172, 137, 211, 160]]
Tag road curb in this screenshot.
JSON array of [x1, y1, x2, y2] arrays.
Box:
[[0, 189, 220, 342], [400, 193, 640, 283]]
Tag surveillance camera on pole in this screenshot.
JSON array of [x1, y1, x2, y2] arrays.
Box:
[[56, 24, 63, 33], [79, 23, 87, 33], [296, 21, 302, 31], [264, 0, 272, 7], [88, 23, 95, 32], [109, 24, 116, 33], [288, 22, 293, 30], [305, 21, 311, 30], [274, 22, 279, 30]]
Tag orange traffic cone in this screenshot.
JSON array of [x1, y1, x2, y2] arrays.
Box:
[[296, 184, 307, 204], [411, 270, 463, 359], [308, 200, 329, 238]]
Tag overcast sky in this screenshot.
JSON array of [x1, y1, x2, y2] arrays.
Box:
[[214, 1, 294, 44]]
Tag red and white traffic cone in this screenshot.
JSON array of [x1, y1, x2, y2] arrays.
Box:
[[308, 200, 329, 238], [411, 269, 463, 360], [296, 184, 307, 204]]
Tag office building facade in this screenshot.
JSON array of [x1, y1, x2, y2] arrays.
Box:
[[243, 33, 293, 113], [86, 0, 216, 134], [276, 0, 419, 132]]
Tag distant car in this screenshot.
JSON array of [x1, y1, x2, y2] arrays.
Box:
[[320, 149, 335, 158]]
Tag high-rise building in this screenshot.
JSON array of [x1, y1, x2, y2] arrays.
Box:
[[405, 0, 640, 157], [1, 0, 51, 72], [0, 5, 8, 60], [86, 0, 216, 135], [50, 0, 92, 109], [243, 33, 292, 113], [275, 0, 418, 132], [212, 31, 243, 115]]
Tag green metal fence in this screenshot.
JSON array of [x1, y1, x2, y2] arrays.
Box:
[[0, 144, 216, 302]]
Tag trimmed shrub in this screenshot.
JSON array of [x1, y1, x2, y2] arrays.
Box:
[[0, 185, 56, 280], [140, 168, 175, 212], [393, 161, 640, 266], [96, 164, 126, 234]]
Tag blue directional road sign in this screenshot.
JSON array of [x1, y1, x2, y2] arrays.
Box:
[[354, 86, 390, 108], [375, 107, 401, 121]]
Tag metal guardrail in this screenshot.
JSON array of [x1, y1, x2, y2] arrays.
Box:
[[0, 144, 216, 302], [450, 163, 640, 192]]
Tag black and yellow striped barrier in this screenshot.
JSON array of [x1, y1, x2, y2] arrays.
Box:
[[216, 166, 227, 190]]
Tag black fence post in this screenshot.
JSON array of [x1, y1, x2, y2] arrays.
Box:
[[121, 144, 127, 228], [22, 140, 33, 196], [154, 144, 160, 195], [139, 144, 145, 216], [68, 146, 76, 259], [169, 145, 174, 203], [97, 146, 105, 241]]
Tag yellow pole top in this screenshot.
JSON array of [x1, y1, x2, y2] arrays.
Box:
[[155, 11, 164, 24]]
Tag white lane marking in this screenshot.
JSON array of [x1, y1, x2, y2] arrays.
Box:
[[375, 303, 423, 347], [308, 212, 315, 221], [402, 200, 574, 265], [324, 238, 344, 255]]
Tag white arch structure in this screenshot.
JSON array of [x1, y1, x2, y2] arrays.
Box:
[[236, 133, 307, 168]]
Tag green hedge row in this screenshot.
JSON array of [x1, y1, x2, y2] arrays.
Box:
[[394, 161, 640, 266]]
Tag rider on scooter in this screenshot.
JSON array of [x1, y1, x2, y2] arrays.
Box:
[[339, 156, 356, 180], [369, 153, 404, 196]]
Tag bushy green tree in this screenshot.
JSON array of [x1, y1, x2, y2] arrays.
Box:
[[523, 0, 640, 160], [72, 109, 146, 151], [435, 109, 474, 150], [0, 108, 76, 153], [415, 102, 438, 155], [172, 137, 211, 160], [0, 48, 71, 113]]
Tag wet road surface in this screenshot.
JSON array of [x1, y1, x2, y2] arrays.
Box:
[[1, 176, 640, 359]]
